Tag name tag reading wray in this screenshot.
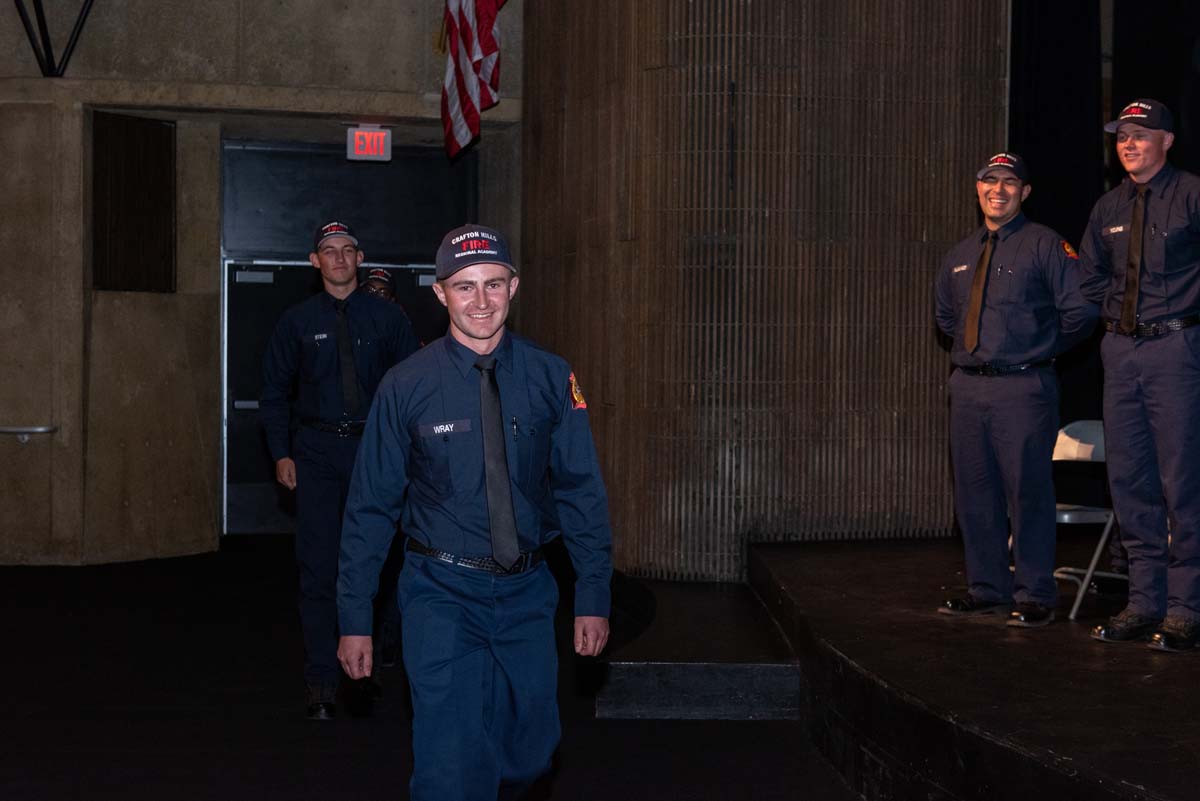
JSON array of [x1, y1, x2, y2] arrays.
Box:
[[420, 419, 473, 437]]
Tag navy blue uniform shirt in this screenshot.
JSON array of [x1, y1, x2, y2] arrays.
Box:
[[935, 213, 1097, 366], [260, 289, 419, 461], [338, 332, 614, 634], [1079, 163, 1200, 322]]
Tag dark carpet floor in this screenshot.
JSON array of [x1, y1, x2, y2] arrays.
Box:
[[0, 535, 854, 801]]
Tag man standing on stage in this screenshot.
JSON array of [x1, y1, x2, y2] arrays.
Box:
[[336, 224, 613, 800], [1083, 99, 1200, 652], [935, 153, 1097, 628], [261, 221, 419, 718]]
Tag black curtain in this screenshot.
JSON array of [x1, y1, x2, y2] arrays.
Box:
[[1113, 0, 1200, 179], [1009, 0, 1104, 423], [1008, 0, 1103, 245]]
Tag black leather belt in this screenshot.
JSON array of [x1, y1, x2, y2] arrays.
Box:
[[405, 539, 544, 575], [957, 360, 1053, 377], [302, 419, 366, 437], [1103, 315, 1200, 338]]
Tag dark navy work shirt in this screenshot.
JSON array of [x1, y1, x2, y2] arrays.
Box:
[[935, 213, 1097, 367], [337, 332, 614, 634], [260, 288, 419, 461], [1079, 163, 1200, 323]]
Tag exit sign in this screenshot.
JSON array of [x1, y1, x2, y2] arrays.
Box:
[[347, 125, 392, 161]]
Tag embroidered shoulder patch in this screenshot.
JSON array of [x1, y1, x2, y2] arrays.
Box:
[[1061, 240, 1078, 260], [568, 372, 587, 410]]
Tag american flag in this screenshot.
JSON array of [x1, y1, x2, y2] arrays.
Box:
[[442, 0, 507, 158]]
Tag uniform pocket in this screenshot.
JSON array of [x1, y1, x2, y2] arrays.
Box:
[[299, 336, 332, 384], [408, 429, 456, 500], [518, 416, 554, 492], [1178, 325, 1200, 370]]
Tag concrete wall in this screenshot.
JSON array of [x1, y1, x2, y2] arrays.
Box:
[[0, 100, 82, 562], [2, 1, 524, 94], [0, 1, 523, 563]]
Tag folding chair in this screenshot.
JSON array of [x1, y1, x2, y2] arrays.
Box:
[[1051, 419, 1125, 620]]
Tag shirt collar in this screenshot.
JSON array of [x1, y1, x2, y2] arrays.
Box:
[[980, 211, 1026, 244], [442, 330, 513, 379], [1124, 162, 1176, 199], [321, 287, 362, 309]]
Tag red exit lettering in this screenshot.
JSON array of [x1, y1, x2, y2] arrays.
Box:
[[354, 130, 387, 156], [346, 126, 391, 161]]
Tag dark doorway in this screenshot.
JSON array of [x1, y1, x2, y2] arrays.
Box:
[[221, 140, 476, 534]]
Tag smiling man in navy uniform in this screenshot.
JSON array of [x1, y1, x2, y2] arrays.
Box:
[[336, 223, 612, 801], [935, 153, 1098, 628], [1082, 99, 1200, 652], [260, 221, 419, 719]]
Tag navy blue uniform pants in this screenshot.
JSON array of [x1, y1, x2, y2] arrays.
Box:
[[948, 368, 1059, 605], [1102, 330, 1200, 622], [293, 427, 361, 689], [399, 551, 560, 801]]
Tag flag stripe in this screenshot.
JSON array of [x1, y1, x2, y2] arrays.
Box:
[[442, 0, 505, 157]]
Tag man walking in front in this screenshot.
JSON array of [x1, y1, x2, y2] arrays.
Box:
[[337, 224, 613, 799]]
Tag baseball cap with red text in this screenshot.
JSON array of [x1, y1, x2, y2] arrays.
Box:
[[976, 152, 1030, 183], [312, 221, 359, 252], [1104, 99, 1174, 133], [435, 224, 516, 280]]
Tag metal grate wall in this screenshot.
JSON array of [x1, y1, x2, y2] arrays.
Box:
[[521, 0, 1010, 581]]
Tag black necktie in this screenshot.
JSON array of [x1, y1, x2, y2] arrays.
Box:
[[474, 355, 520, 570], [1120, 185, 1149, 335], [334, 299, 362, 417], [963, 232, 998, 354]]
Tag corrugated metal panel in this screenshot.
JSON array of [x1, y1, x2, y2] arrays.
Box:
[[523, 0, 1009, 581]]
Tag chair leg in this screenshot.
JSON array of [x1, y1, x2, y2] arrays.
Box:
[[1068, 515, 1116, 621]]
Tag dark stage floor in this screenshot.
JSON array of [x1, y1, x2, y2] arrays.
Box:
[[751, 532, 1200, 801], [0, 536, 853, 801]]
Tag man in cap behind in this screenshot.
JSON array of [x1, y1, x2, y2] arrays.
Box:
[[362, 267, 397, 304], [1082, 99, 1200, 651], [260, 221, 419, 718], [336, 224, 613, 800], [935, 153, 1098, 627]]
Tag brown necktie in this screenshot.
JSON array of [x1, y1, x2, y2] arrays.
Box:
[[474, 355, 520, 570], [1119, 185, 1148, 335], [963, 232, 997, 354]]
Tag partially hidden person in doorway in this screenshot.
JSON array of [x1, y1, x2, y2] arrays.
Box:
[[337, 223, 613, 800], [260, 221, 419, 719], [360, 266, 413, 671]]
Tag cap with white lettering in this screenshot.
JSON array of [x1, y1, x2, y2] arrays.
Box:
[[313, 221, 359, 252], [435, 224, 516, 280], [976, 152, 1030, 183], [1104, 99, 1174, 133]]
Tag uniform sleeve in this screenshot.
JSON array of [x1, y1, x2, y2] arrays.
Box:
[[1044, 236, 1099, 352], [1077, 203, 1112, 307], [548, 370, 614, 618], [337, 377, 411, 636], [933, 254, 958, 339], [260, 314, 299, 462]]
